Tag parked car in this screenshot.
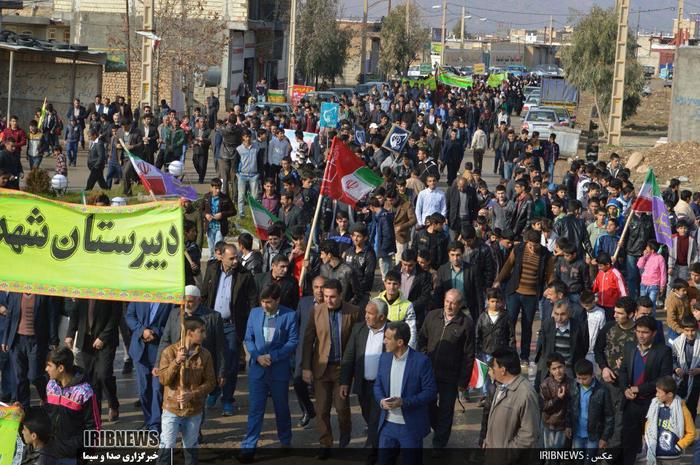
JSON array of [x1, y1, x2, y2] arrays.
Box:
[[302, 91, 339, 104], [521, 108, 559, 133], [538, 106, 575, 128], [642, 84, 652, 97], [664, 77, 673, 88], [329, 87, 354, 100], [458, 66, 473, 76], [531, 64, 562, 77], [246, 102, 293, 117], [506, 64, 528, 78], [354, 81, 389, 97], [521, 94, 541, 113]]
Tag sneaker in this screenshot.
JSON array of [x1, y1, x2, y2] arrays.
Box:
[[222, 401, 235, 416]]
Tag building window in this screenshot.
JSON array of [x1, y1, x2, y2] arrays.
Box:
[[63, 29, 70, 43], [21, 30, 33, 37], [48, 28, 56, 40]]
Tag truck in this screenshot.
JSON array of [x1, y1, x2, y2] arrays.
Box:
[[539, 77, 578, 116]]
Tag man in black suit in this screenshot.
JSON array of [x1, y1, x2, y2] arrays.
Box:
[[65, 298, 121, 421], [255, 255, 299, 310], [392, 249, 433, 329], [339, 298, 387, 465], [85, 129, 107, 190], [192, 117, 211, 184], [140, 113, 159, 164], [200, 243, 258, 416], [435, 241, 483, 323], [618, 315, 673, 465], [534, 299, 588, 390], [446, 177, 478, 238], [1, 293, 58, 409]]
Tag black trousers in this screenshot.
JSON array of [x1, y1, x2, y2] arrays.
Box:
[[11, 335, 47, 409], [118, 306, 132, 361], [472, 149, 484, 172], [193, 150, 209, 183], [76, 341, 119, 411], [622, 399, 651, 465], [293, 375, 315, 416], [121, 160, 140, 196], [429, 380, 458, 449], [85, 167, 108, 190], [358, 379, 380, 455]]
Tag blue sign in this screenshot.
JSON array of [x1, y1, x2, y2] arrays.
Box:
[[354, 126, 366, 146], [320, 102, 339, 128], [381, 124, 410, 154]]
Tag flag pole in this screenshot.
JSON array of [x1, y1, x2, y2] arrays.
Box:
[[178, 301, 186, 410], [119, 138, 157, 201], [612, 208, 634, 263], [299, 137, 335, 288]]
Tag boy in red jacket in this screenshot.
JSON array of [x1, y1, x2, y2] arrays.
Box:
[[592, 252, 628, 320]]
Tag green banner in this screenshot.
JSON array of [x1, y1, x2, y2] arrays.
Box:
[[0, 190, 185, 303], [487, 72, 507, 88], [401, 75, 437, 91], [0, 407, 21, 465], [437, 71, 473, 89]]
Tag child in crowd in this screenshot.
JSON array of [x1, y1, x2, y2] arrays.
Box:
[[26, 120, 46, 169], [671, 315, 700, 421], [567, 359, 614, 454], [637, 240, 667, 316], [580, 290, 606, 367], [592, 252, 628, 320], [540, 353, 571, 449], [261, 177, 280, 216], [643, 376, 695, 464], [554, 241, 589, 303], [52, 146, 67, 178], [475, 288, 515, 405], [20, 407, 57, 465]]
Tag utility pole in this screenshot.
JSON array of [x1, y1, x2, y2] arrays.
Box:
[[460, 6, 465, 49], [139, 0, 155, 109], [287, 0, 297, 99], [387, 0, 391, 14], [607, 0, 630, 146], [125, 0, 132, 105], [439, 0, 446, 65], [361, 0, 368, 83], [548, 15, 553, 45], [676, 0, 684, 49]]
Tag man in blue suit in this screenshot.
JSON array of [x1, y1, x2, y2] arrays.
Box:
[[126, 301, 173, 432], [238, 283, 298, 463], [374, 321, 437, 465]]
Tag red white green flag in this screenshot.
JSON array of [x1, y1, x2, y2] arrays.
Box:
[[247, 193, 280, 240], [631, 168, 673, 248], [321, 137, 383, 207], [469, 358, 489, 389]]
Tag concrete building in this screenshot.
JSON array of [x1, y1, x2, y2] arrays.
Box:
[[337, 19, 380, 86], [4, 0, 291, 114], [668, 46, 700, 142]]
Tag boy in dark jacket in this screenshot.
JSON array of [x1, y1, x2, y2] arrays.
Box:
[[566, 359, 614, 452], [540, 353, 571, 449], [554, 241, 590, 303], [413, 213, 449, 270], [43, 347, 98, 463], [20, 407, 57, 465]]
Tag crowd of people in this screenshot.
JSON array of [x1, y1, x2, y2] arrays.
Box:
[[2, 74, 700, 465]]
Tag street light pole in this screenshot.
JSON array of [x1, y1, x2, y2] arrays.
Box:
[[405, 0, 410, 35], [361, 0, 368, 83], [440, 0, 446, 65], [287, 0, 297, 99], [460, 6, 465, 49]]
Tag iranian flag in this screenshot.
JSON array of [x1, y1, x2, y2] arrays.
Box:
[[469, 359, 489, 389], [321, 137, 382, 207], [122, 140, 197, 201], [247, 194, 280, 240], [631, 168, 673, 248]]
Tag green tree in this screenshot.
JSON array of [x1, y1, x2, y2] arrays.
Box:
[[561, 6, 644, 136], [296, 0, 353, 86], [379, 4, 430, 77]]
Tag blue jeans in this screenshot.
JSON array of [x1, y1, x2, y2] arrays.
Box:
[[504, 161, 515, 181], [105, 162, 123, 189], [209, 324, 239, 405], [159, 410, 201, 465], [67, 140, 78, 165], [28, 155, 43, 169], [572, 437, 599, 465], [378, 256, 394, 279], [548, 159, 556, 184], [378, 421, 422, 465], [543, 427, 567, 448], [507, 292, 539, 361], [237, 173, 260, 215], [241, 376, 292, 451], [639, 284, 660, 316], [206, 229, 222, 255], [625, 254, 641, 300]]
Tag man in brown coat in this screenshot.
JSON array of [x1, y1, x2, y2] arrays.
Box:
[[387, 188, 416, 265], [302, 278, 360, 459]]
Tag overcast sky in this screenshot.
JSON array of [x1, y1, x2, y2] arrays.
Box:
[[340, 0, 691, 36]]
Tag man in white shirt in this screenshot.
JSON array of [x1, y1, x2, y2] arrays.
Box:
[[339, 299, 388, 464]]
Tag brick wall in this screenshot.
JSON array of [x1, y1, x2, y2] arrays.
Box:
[[101, 60, 175, 113]]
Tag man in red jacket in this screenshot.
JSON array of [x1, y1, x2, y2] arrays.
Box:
[[0, 116, 27, 189]]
